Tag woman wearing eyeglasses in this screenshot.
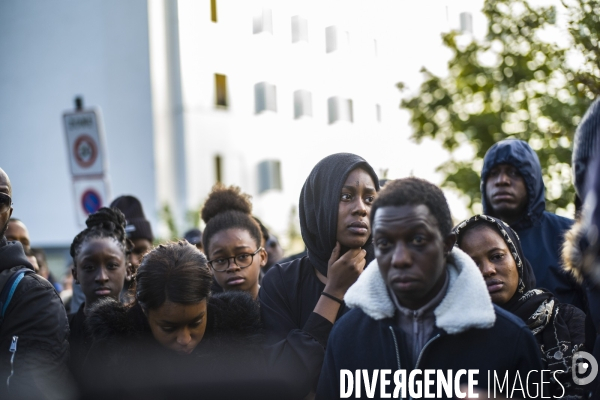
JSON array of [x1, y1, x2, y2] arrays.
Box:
[[201, 184, 265, 299]]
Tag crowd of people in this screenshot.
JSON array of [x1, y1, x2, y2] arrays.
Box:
[[1, 99, 600, 399]]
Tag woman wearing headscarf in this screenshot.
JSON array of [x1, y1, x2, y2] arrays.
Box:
[[259, 153, 379, 395], [454, 215, 586, 398]]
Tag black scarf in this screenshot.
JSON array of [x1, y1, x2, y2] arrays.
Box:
[[454, 215, 583, 393], [299, 153, 379, 277]]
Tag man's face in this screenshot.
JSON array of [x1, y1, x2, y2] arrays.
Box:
[[130, 238, 152, 269], [0, 169, 13, 238], [373, 204, 454, 310], [5, 220, 30, 253], [485, 164, 528, 223]]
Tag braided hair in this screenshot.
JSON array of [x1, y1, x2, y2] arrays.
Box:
[[70, 207, 131, 269], [201, 184, 263, 254]]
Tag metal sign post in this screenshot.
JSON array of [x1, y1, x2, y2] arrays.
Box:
[[63, 97, 111, 227]]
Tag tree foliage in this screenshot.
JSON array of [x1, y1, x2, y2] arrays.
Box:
[[399, 0, 600, 214]]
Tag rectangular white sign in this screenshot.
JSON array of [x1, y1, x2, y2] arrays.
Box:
[[63, 109, 107, 177]]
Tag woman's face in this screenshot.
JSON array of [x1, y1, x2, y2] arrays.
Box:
[[207, 228, 264, 299], [72, 237, 128, 308], [459, 226, 520, 305], [146, 299, 208, 355], [336, 168, 377, 249]]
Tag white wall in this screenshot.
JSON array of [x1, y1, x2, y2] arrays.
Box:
[[0, 0, 157, 247]]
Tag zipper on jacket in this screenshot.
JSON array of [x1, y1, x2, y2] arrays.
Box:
[[6, 336, 18, 389], [414, 333, 440, 370], [388, 326, 403, 400]]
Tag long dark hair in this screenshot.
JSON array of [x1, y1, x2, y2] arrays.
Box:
[[135, 240, 212, 311]]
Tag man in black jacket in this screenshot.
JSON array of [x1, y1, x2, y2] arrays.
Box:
[[317, 178, 544, 399], [0, 167, 73, 399]]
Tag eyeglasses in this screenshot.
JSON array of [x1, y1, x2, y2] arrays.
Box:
[[0, 193, 12, 213], [208, 247, 263, 272]]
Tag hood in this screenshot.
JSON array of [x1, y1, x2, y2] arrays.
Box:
[[481, 139, 545, 229], [572, 98, 600, 199], [299, 153, 379, 276], [344, 247, 496, 335], [0, 237, 34, 273]]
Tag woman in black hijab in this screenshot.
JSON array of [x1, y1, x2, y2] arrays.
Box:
[[259, 153, 379, 393], [454, 215, 586, 398]]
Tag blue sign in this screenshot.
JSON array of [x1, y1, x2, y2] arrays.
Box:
[[81, 189, 102, 214]]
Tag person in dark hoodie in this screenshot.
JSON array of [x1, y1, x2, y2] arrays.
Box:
[[316, 178, 543, 399], [260, 153, 379, 394], [455, 214, 586, 398], [562, 98, 600, 398], [481, 139, 584, 310], [0, 167, 72, 399]]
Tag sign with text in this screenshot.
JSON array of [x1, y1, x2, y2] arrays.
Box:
[[72, 178, 110, 227], [63, 109, 106, 177]]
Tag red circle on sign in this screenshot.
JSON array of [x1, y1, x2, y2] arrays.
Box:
[[73, 134, 98, 168]]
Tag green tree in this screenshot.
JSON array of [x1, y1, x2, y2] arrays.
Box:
[[399, 0, 599, 214]]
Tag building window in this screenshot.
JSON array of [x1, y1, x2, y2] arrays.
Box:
[[210, 0, 217, 22], [291, 16, 308, 43], [255, 82, 277, 114], [214, 73, 228, 108], [328, 97, 353, 124], [376, 104, 382, 122], [253, 9, 273, 35], [294, 90, 312, 119], [215, 154, 223, 183], [325, 26, 348, 53], [258, 160, 282, 194], [460, 12, 473, 34]]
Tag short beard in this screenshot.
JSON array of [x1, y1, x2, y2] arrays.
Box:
[[0, 219, 9, 239]]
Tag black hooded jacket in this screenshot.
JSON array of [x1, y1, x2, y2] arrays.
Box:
[[260, 153, 379, 393], [0, 237, 72, 399], [481, 140, 584, 310]]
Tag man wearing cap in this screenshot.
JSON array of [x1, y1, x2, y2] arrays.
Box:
[[184, 228, 203, 253], [110, 195, 154, 269]]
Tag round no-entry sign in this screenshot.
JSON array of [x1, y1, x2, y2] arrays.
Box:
[[73, 134, 98, 168], [81, 189, 102, 215]]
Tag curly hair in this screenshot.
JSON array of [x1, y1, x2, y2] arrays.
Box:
[[70, 207, 131, 268], [135, 240, 212, 310], [201, 184, 263, 254], [370, 177, 453, 237]]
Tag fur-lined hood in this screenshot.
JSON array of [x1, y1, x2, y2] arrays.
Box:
[[86, 291, 264, 350], [561, 219, 598, 284], [344, 247, 496, 334]]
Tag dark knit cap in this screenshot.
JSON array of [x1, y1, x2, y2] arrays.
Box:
[[573, 98, 600, 198], [110, 195, 154, 242], [184, 228, 202, 245]]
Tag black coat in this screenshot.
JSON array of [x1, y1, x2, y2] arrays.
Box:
[[317, 249, 544, 399], [81, 291, 309, 400], [0, 237, 72, 399]]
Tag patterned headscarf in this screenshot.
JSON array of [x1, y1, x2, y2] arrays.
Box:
[[453, 214, 536, 298], [454, 215, 585, 397]]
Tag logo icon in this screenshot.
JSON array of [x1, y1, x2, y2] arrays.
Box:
[[572, 351, 598, 385]]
